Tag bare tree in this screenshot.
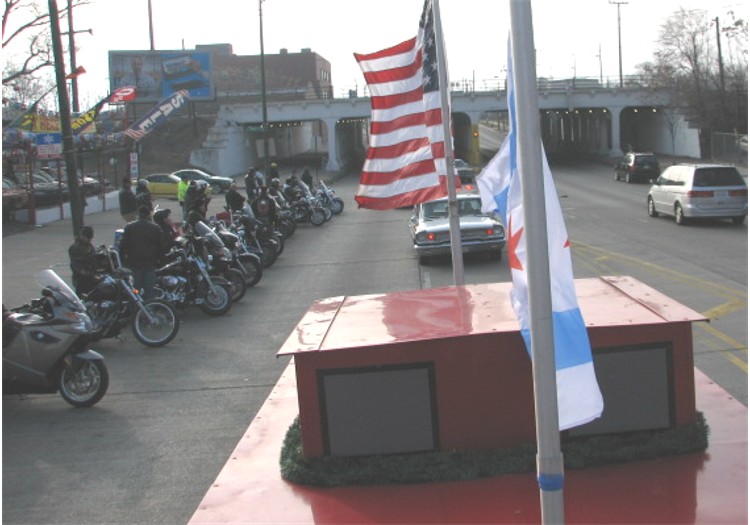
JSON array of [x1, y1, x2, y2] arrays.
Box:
[[637, 7, 748, 154], [2, 0, 88, 94]]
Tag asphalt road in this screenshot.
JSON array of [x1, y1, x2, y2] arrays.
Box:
[[2, 160, 747, 524]]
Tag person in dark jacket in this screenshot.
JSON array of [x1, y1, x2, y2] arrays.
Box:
[[135, 179, 153, 211], [68, 225, 98, 296], [119, 178, 138, 223], [119, 206, 164, 299], [225, 183, 246, 213], [153, 208, 180, 255]]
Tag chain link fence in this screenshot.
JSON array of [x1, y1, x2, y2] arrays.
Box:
[[711, 132, 748, 167]]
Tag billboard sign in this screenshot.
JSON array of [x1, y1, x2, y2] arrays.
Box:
[[109, 50, 213, 102]]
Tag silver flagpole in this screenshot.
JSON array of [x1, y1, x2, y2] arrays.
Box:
[[509, 0, 565, 523], [432, 0, 465, 286]]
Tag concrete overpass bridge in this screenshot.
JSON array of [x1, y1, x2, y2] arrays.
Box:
[[191, 84, 699, 177]]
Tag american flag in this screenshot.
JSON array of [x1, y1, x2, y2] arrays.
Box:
[[353, 0, 451, 210]]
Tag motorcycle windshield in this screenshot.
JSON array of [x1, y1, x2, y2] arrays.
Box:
[[194, 221, 226, 250], [34, 269, 87, 312]]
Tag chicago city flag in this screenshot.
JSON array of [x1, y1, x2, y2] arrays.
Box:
[[477, 46, 603, 431]]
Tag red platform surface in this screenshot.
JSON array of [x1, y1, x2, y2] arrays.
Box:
[[189, 363, 747, 525]]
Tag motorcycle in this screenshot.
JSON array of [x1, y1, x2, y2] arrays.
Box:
[[288, 192, 326, 226], [3, 269, 109, 407], [211, 220, 263, 288], [316, 181, 345, 215], [83, 246, 180, 348], [191, 221, 247, 302], [233, 211, 282, 268], [153, 243, 233, 317]]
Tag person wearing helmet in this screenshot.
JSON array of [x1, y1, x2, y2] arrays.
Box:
[[267, 162, 279, 180], [68, 225, 98, 296], [153, 208, 180, 253], [135, 178, 153, 211]]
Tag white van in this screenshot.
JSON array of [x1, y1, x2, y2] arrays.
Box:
[[647, 164, 747, 225]]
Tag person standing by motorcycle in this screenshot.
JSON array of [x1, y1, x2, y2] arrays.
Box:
[[119, 177, 138, 223], [244, 167, 258, 199], [153, 208, 180, 254], [68, 225, 98, 296], [301, 167, 314, 189], [135, 179, 153, 211], [177, 174, 189, 221], [283, 173, 302, 203], [225, 183, 246, 213], [119, 206, 165, 299]]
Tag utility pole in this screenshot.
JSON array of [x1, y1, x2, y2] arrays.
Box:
[[147, 0, 155, 50], [609, 0, 628, 88], [49, 0, 84, 236]]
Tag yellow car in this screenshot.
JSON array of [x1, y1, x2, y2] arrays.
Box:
[[143, 173, 181, 199]]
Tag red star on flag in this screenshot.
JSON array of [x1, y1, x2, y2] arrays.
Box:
[[507, 217, 524, 271]]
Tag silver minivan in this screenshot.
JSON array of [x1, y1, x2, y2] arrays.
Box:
[[647, 164, 747, 225]]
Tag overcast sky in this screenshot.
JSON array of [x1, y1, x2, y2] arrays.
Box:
[[8, 0, 746, 107]]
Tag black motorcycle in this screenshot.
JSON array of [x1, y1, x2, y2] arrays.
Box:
[[211, 221, 263, 288], [153, 243, 233, 317], [82, 246, 180, 348], [191, 221, 247, 302]]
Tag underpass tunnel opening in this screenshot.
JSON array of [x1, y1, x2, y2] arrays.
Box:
[[243, 119, 330, 172], [619, 106, 662, 153], [335, 117, 369, 174], [540, 108, 612, 159]]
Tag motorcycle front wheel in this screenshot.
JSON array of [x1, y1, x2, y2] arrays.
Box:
[[331, 198, 344, 215], [237, 255, 263, 287], [199, 283, 232, 316], [310, 208, 326, 226], [132, 300, 180, 347], [224, 269, 247, 302], [58, 358, 109, 408]]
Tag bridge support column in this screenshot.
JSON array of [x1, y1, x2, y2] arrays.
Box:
[[608, 107, 624, 158], [322, 117, 341, 172]]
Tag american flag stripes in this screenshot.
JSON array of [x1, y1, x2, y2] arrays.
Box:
[[353, 0, 451, 210]]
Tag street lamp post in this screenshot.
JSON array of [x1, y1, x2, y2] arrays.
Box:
[[609, 0, 627, 88], [259, 0, 269, 174]]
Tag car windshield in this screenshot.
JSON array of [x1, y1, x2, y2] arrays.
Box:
[[693, 167, 745, 187], [423, 201, 448, 219]]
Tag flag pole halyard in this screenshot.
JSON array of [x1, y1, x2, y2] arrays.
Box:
[[509, 0, 566, 522], [431, 0, 465, 286]]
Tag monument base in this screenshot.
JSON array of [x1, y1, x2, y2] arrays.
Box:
[[189, 362, 747, 525]]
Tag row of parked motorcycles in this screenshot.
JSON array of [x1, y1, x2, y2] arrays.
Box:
[[2, 179, 345, 408]]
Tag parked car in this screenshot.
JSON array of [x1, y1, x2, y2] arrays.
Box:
[[2, 177, 30, 217], [144, 173, 181, 199], [647, 164, 748, 225], [171, 168, 233, 194], [409, 192, 506, 265], [614, 152, 661, 183], [454, 159, 476, 184]]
